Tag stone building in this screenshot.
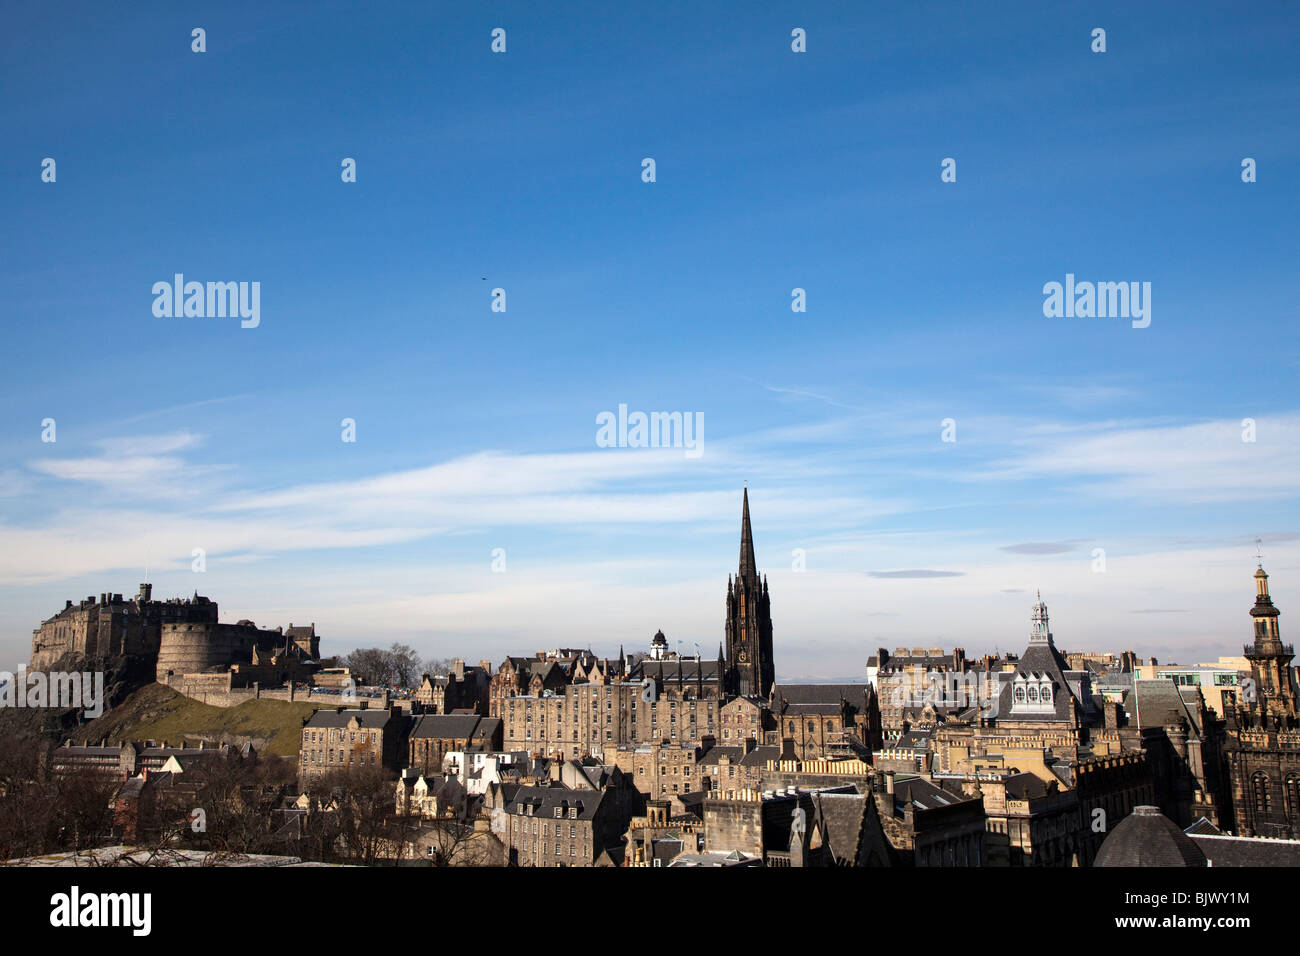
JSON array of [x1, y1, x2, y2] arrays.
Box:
[[700, 784, 891, 867], [872, 772, 987, 866], [1222, 564, 1300, 838], [769, 683, 881, 759], [496, 785, 623, 867], [50, 738, 233, 779], [158, 618, 319, 688], [493, 492, 778, 758], [31, 583, 322, 690], [31, 583, 215, 670], [498, 679, 723, 757], [724, 488, 775, 699], [1119, 678, 1227, 828], [406, 714, 503, 775], [415, 660, 493, 715], [297, 704, 407, 788]]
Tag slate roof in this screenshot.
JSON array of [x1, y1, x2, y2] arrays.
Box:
[[774, 683, 872, 708], [632, 660, 723, 682], [1003, 772, 1051, 800], [811, 792, 871, 864], [995, 641, 1079, 721], [891, 776, 974, 813], [739, 745, 780, 767], [1189, 833, 1300, 867], [408, 714, 484, 739], [697, 745, 745, 766], [1127, 680, 1203, 734], [508, 785, 604, 821], [304, 708, 398, 729]]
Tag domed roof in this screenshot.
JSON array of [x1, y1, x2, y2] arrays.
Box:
[[1094, 806, 1207, 867], [651, 630, 667, 646]]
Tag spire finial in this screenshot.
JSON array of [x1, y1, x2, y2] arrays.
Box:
[[739, 487, 757, 580], [1256, 536, 1264, 568]]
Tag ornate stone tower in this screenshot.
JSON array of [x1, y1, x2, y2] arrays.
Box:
[[725, 488, 774, 699], [1244, 564, 1298, 724]]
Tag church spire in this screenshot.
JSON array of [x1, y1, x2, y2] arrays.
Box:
[[739, 487, 757, 581]]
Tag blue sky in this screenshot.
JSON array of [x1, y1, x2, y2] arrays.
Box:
[[1, 1, 1297, 676]]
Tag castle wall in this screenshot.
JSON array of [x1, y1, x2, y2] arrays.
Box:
[[155, 621, 283, 679], [30, 588, 217, 671]]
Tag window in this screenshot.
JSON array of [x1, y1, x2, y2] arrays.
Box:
[[1027, 686, 1038, 702], [1253, 773, 1271, 814], [1014, 686, 1026, 703]]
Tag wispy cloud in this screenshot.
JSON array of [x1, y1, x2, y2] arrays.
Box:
[[1000, 540, 1088, 555]]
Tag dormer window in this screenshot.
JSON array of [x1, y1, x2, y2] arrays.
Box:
[[1026, 686, 1038, 702], [1014, 686, 1026, 703]]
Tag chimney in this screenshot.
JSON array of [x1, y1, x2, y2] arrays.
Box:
[[886, 771, 896, 795]]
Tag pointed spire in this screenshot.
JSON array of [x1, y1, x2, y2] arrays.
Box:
[[739, 487, 757, 581]]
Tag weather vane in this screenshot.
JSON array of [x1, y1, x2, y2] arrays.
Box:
[[1255, 537, 1263, 567]]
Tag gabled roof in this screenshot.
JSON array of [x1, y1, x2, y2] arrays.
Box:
[[995, 641, 1079, 721], [811, 792, 872, 864], [774, 683, 872, 707], [408, 714, 483, 739], [508, 785, 604, 821], [304, 708, 397, 729], [1127, 680, 1203, 734], [738, 745, 780, 767], [697, 745, 744, 765]]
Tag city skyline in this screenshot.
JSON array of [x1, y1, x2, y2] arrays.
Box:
[[2, 2, 1297, 671]]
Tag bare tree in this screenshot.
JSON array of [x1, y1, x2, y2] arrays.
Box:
[[389, 643, 421, 687]]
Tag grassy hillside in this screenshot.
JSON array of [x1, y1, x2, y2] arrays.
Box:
[[70, 683, 321, 758]]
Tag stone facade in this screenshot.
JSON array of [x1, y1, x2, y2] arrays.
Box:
[[30, 583, 215, 670], [297, 705, 406, 787], [1222, 566, 1300, 838]]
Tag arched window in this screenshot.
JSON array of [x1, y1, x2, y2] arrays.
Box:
[[807, 721, 815, 733], [1014, 686, 1026, 703], [1253, 772, 1271, 814], [1041, 684, 1053, 703], [1286, 775, 1300, 817], [1027, 686, 1039, 702]]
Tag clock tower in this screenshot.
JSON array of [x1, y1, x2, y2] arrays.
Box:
[[725, 488, 775, 698]]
